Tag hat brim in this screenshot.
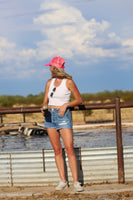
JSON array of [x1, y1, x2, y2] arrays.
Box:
[[45, 63, 65, 68], [45, 63, 51, 66]]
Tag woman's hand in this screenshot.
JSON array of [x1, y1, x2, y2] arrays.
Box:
[[41, 105, 49, 116], [40, 107, 45, 116], [57, 103, 68, 117]]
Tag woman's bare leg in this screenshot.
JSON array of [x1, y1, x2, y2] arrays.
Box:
[[60, 128, 78, 182], [47, 128, 66, 182]]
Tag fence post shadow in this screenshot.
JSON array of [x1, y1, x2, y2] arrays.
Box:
[[62, 148, 69, 183], [74, 147, 84, 185], [62, 147, 84, 185]]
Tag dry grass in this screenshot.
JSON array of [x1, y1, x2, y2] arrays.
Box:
[[84, 109, 114, 122], [3, 113, 44, 124], [2, 107, 133, 125], [2, 104, 44, 124], [121, 108, 133, 121]]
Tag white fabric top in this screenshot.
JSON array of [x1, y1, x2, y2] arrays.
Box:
[[48, 78, 71, 106]]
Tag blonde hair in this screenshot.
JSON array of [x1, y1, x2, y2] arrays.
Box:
[[51, 66, 72, 79]]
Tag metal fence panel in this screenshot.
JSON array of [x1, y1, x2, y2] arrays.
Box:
[[0, 146, 133, 186], [0, 152, 11, 186], [123, 146, 133, 181]]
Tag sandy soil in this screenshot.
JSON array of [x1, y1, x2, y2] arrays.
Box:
[[0, 182, 133, 200]]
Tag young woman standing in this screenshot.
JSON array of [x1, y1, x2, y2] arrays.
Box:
[[41, 57, 84, 192]]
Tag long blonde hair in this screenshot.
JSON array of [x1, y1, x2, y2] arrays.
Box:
[[51, 66, 72, 79]]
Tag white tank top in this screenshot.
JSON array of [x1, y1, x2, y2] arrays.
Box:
[[48, 78, 71, 106]]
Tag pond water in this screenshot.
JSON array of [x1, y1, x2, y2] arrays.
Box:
[[0, 128, 133, 152]]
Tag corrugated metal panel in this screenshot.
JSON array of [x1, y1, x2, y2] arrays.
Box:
[[0, 146, 133, 186], [78, 147, 118, 183], [123, 146, 133, 181], [13, 150, 59, 186], [0, 152, 11, 186]]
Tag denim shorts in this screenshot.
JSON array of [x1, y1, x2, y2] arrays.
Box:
[[44, 107, 72, 130]]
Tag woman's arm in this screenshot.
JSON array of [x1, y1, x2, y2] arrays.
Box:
[[58, 79, 82, 116], [41, 79, 51, 115], [67, 79, 82, 107]]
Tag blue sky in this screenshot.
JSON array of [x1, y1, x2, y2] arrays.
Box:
[[0, 0, 133, 96]]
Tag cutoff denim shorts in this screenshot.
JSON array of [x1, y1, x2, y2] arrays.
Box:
[[44, 107, 72, 130]]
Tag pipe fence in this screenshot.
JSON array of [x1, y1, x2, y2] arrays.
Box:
[[1, 97, 133, 183]]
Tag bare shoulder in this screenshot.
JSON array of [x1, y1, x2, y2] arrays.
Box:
[[66, 79, 77, 90], [46, 79, 52, 87], [44, 79, 52, 92]]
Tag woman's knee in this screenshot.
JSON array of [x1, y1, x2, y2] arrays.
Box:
[[65, 146, 75, 156], [54, 146, 63, 156]]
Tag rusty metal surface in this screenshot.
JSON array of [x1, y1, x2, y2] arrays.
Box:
[[0, 100, 133, 115], [0, 106, 41, 114], [115, 97, 125, 183]]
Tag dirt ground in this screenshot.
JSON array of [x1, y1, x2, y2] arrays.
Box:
[[0, 182, 133, 200]]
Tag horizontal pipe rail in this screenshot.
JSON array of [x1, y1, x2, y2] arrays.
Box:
[[1, 101, 133, 114], [0, 106, 41, 114]]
